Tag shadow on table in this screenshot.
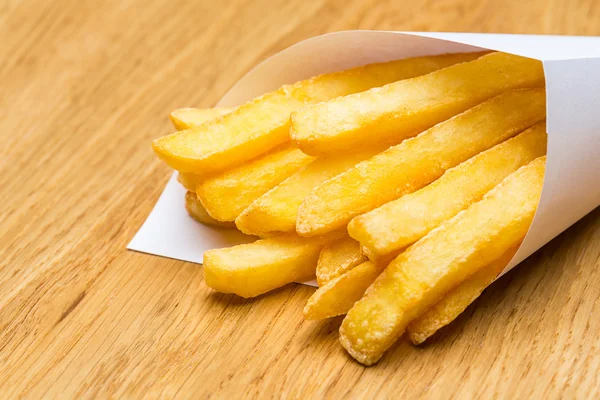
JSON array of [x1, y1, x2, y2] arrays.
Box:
[[203, 283, 307, 308]]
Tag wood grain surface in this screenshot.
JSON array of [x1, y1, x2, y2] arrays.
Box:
[[1, 0, 599, 398]]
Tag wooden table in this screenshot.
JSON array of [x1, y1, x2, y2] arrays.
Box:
[[1, 0, 599, 398]]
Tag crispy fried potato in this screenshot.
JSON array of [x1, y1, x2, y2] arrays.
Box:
[[297, 89, 546, 236], [407, 245, 519, 345], [178, 172, 202, 192], [235, 148, 384, 236], [316, 237, 365, 286], [153, 52, 486, 174], [304, 260, 387, 320], [361, 245, 401, 266], [339, 157, 546, 365], [173, 109, 233, 189], [184, 191, 235, 228], [291, 52, 544, 156], [349, 121, 547, 255], [197, 145, 314, 221], [203, 233, 341, 298], [170, 107, 232, 130]]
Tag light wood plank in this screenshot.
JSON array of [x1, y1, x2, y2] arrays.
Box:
[[0, 0, 599, 398]]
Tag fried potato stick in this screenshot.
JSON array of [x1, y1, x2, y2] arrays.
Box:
[[170, 107, 232, 130], [316, 236, 366, 286], [235, 148, 384, 236], [154, 52, 484, 174], [197, 145, 313, 221], [204, 232, 341, 298], [291, 52, 544, 156], [349, 121, 547, 255], [339, 157, 546, 365], [305, 260, 387, 320], [172, 108, 232, 190], [298, 89, 546, 236], [407, 245, 519, 345], [184, 191, 235, 228]]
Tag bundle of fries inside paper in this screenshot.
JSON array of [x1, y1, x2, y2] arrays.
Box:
[[153, 51, 550, 365]]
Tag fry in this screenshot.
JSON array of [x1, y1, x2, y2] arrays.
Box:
[[173, 108, 233, 190], [290, 52, 544, 156], [361, 245, 401, 266], [153, 52, 485, 174], [316, 237, 365, 286], [178, 172, 201, 192], [170, 107, 232, 130], [407, 245, 519, 345], [197, 145, 314, 221], [235, 148, 384, 236], [349, 121, 547, 255], [304, 260, 386, 320], [297, 89, 546, 236], [184, 191, 235, 228], [339, 157, 546, 365], [203, 233, 340, 298]]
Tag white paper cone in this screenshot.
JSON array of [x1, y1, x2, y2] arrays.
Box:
[[129, 31, 600, 279]]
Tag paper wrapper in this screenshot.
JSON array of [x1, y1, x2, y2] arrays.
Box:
[[129, 31, 600, 282]]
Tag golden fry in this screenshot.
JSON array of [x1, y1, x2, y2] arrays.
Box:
[[349, 121, 547, 255], [361, 245, 401, 266], [316, 236, 365, 286], [203, 233, 341, 298], [153, 52, 485, 175], [197, 145, 314, 221], [407, 245, 519, 345], [151, 51, 552, 364], [184, 191, 235, 228], [178, 172, 202, 192], [339, 157, 546, 365], [170, 107, 232, 130], [304, 260, 387, 320], [291, 52, 544, 156], [173, 108, 232, 190], [297, 89, 546, 236], [235, 149, 383, 236]]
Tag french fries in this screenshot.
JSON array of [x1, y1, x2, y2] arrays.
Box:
[[153, 52, 484, 175], [184, 191, 235, 228], [349, 121, 547, 255], [171, 111, 315, 223], [304, 260, 387, 320], [290, 52, 544, 156], [172, 108, 233, 192], [154, 50, 550, 367], [407, 245, 519, 345], [170, 107, 232, 130], [297, 88, 546, 236], [340, 157, 546, 365], [178, 172, 202, 192], [203, 233, 341, 298], [197, 145, 314, 221], [316, 236, 365, 286], [361, 245, 401, 266], [235, 148, 384, 236]]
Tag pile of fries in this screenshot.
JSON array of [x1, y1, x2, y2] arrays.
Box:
[[153, 51, 547, 365]]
